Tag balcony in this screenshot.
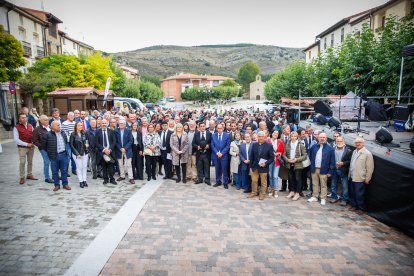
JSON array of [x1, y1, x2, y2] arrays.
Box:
[[36, 46, 45, 58], [21, 41, 32, 57]]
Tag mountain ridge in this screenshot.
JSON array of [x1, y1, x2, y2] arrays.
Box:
[[111, 44, 304, 79]]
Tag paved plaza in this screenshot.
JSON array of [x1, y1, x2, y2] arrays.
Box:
[[0, 140, 413, 275]]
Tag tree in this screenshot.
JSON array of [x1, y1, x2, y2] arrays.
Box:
[[237, 61, 260, 93], [139, 81, 163, 102], [265, 60, 310, 102], [220, 79, 238, 87], [0, 25, 26, 82], [140, 74, 161, 86]]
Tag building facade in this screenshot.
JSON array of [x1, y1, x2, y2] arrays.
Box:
[[249, 75, 266, 100], [160, 73, 229, 101], [60, 32, 94, 57], [303, 0, 414, 63]]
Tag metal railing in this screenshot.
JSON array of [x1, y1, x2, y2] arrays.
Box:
[[21, 41, 31, 57], [36, 46, 45, 58]]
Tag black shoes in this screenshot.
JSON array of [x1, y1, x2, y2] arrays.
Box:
[[205, 181, 211, 186], [83, 181, 88, 187], [45, 178, 53, 184], [213, 184, 221, 187], [176, 178, 181, 183], [224, 184, 228, 189], [103, 180, 108, 185], [183, 179, 187, 184], [80, 182, 84, 188], [110, 179, 117, 185], [92, 175, 97, 180], [243, 190, 252, 193], [152, 176, 156, 180], [147, 176, 151, 181]]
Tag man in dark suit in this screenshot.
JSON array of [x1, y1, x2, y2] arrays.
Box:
[[96, 119, 117, 185], [239, 132, 254, 193], [193, 121, 211, 185], [115, 119, 135, 184], [249, 131, 274, 200], [75, 110, 90, 131], [211, 123, 231, 189], [159, 121, 173, 179]]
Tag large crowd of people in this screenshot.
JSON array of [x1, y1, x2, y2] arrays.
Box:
[[13, 104, 374, 211]]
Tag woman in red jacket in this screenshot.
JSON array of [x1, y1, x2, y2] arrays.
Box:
[[268, 130, 284, 197]]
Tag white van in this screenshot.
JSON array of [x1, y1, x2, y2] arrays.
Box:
[[114, 97, 145, 111]]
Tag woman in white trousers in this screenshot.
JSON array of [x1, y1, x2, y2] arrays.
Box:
[[70, 122, 89, 188]]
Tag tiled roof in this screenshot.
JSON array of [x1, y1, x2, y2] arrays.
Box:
[[48, 87, 95, 96], [163, 73, 229, 81], [96, 90, 114, 96]]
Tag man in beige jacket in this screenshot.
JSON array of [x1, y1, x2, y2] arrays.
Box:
[[349, 137, 374, 211]]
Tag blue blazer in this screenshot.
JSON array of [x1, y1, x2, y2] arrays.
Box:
[[115, 128, 133, 159], [309, 143, 335, 175], [75, 118, 90, 129], [239, 142, 254, 171], [250, 142, 274, 173], [211, 132, 230, 161]]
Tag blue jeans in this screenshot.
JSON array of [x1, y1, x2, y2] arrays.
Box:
[[50, 152, 69, 187], [241, 169, 251, 191], [331, 168, 349, 201], [66, 144, 76, 173], [233, 172, 241, 188], [269, 162, 280, 190], [40, 149, 51, 180]]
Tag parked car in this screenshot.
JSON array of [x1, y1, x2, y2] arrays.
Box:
[[230, 97, 237, 102], [145, 103, 156, 112], [156, 98, 167, 106], [171, 103, 185, 110], [166, 96, 176, 102], [114, 97, 145, 111]]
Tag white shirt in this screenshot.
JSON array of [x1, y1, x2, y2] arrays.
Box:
[[315, 144, 323, 168], [245, 142, 251, 160], [13, 124, 32, 147], [160, 130, 167, 150], [102, 128, 110, 150], [289, 140, 298, 160]]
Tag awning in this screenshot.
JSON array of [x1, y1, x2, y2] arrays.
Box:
[[402, 44, 414, 57]]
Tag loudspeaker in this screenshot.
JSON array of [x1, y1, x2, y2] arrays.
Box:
[[375, 126, 393, 144], [286, 109, 297, 124], [315, 113, 327, 125], [410, 136, 414, 154], [328, 116, 341, 128], [393, 104, 410, 121], [314, 100, 333, 116]]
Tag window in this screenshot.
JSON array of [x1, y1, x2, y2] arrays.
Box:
[[62, 38, 66, 45], [19, 15, 23, 26], [341, 28, 344, 43], [48, 24, 57, 38], [73, 42, 76, 49], [331, 33, 334, 47], [381, 16, 386, 28], [308, 51, 311, 60], [34, 22, 37, 32], [324, 37, 327, 49], [56, 45, 60, 54], [33, 33, 39, 45], [18, 27, 26, 41]]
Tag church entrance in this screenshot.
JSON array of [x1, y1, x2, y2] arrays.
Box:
[[256, 95, 260, 100]]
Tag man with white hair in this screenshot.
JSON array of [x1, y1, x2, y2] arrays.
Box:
[[32, 115, 52, 183], [349, 137, 374, 212], [62, 111, 77, 175], [115, 119, 135, 184]]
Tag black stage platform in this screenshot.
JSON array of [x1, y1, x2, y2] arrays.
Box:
[[299, 120, 414, 237]]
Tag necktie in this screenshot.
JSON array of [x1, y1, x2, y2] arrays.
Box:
[[103, 130, 107, 148], [162, 131, 166, 148], [202, 132, 205, 141], [82, 120, 86, 131], [285, 136, 288, 144]]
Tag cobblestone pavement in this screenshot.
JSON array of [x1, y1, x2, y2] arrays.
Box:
[[102, 181, 414, 275], [0, 141, 144, 275]]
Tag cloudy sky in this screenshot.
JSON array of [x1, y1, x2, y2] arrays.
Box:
[[11, 0, 388, 53]]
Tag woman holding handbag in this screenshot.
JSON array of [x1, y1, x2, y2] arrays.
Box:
[[170, 123, 189, 183], [143, 124, 161, 181], [70, 122, 89, 188], [282, 131, 307, 201], [268, 130, 284, 198]]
